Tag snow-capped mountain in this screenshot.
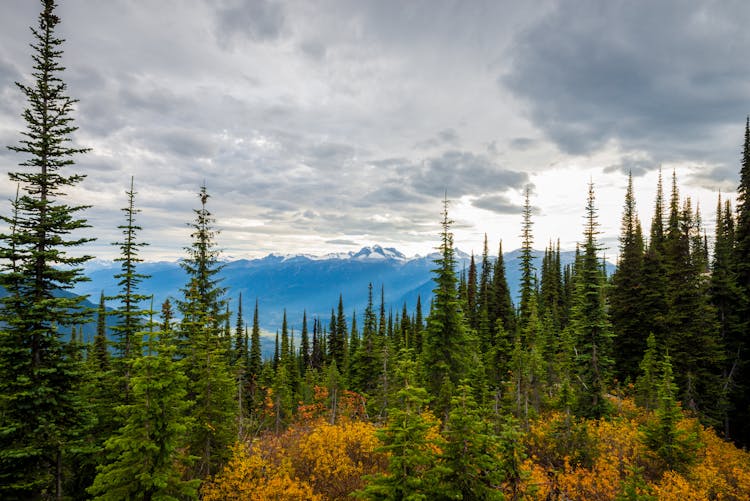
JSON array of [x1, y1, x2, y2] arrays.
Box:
[[75, 246, 614, 335]]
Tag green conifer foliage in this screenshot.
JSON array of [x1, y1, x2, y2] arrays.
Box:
[[421, 198, 473, 409], [610, 172, 646, 381], [519, 187, 536, 327], [0, 1, 93, 495], [643, 354, 699, 474], [88, 323, 199, 500], [357, 360, 447, 500], [178, 186, 236, 478], [351, 283, 382, 394], [491, 240, 516, 335], [730, 118, 750, 445], [92, 291, 110, 371], [441, 384, 505, 500], [571, 183, 613, 419], [108, 177, 150, 398]]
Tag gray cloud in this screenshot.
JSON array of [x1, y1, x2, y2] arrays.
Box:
[[603, 154, 656, 177], [503, 0, 750, 173], [325, 239, 359, 246], [404, 151, 528, 198], [472, 194, 522, 214], [415, 128, 460, 150], [213, 0, 285, 48]]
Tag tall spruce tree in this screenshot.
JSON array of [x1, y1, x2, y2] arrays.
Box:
[[421, 197, 473, 409], [519, 186, 536, 328], [0, 1, 93, 496], [178, 185, 236, 478], [108, 177, 150, 399], [571, 182, 613, 419], [610, 172, 646, 381], [731, 117, 750, 445]]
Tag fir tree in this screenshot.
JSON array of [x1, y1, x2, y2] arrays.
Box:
[[177, 185, 236, 478], [571, 182, 613, 419], [441, 384, 505, 500], [610, 172, 646, 381], [108, 177, 150, 399], [519, 186, 536, 327], [643, 353, 699, 473], [92, 291, 109, 371], [421, 197, 473, 410], [0, 1, 93, 495], [88, 319, 199, 500], [731, 117, 750, 445]]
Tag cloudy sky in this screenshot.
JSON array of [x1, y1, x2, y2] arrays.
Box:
[[0, 0, 748, 261]]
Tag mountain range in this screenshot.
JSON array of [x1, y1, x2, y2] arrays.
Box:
[[74, 245, 615, 338]]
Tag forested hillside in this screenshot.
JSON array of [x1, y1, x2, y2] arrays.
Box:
[[1, 2, 749, 500]]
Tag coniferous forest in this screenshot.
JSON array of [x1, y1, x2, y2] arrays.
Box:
[[2, 1, 750, 500]]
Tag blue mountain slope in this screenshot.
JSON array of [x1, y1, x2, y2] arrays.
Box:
[[75, 246, 615, 334]]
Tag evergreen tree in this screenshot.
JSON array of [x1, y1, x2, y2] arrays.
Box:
[[610, 172, 646, 381], [421, 197, 473, 410], [571, 182, 613, 419], [352, 283, 382, 394], [92, 291, 109, 371], [248, 299, 262, 381], [519, 186, 536, 327], [710, 196, 744, 437], [177, 186, 236, 478], [662, 174, 723, 424], [108, 177, 150, 400], [640, 170, 669, 347], [441, 384, 505, 500], [357, 360, 447, 500], [643, 353, 699, 473], [731, 117, 750, 445], [0, 1, 93, 496], [88, 318, 199, 500], [467, 253, 479, 330], [635, 333, 660, 410], [300, 310, 310, 371]]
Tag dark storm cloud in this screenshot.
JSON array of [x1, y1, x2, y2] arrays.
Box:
[[503, 0, 750, 169], [405, 150, 528, 198], [472, 194, 522, 214], [213, 0, 285, 48]]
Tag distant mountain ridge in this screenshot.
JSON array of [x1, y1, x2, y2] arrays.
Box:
[[75, 246, 615, 335]]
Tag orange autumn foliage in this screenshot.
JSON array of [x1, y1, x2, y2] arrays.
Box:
[[202, 417, 387, 500], [201, 443, 320, 501]]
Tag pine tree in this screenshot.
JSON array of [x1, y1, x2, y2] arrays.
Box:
[[467, 253, 479, 331], [421, 197, 473, 410], [610, 172, 646, 381], [571, 182, 613, 419], [0, 1, 93, 496], [178, 185, 236, 478]]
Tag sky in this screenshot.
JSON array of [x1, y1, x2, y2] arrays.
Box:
[[0, 0, 748, 261]]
